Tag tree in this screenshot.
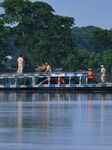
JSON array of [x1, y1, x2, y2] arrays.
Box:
[[102, 50, 112, 69], [0, 19, 8, 66], [0, 0, 74, 70]]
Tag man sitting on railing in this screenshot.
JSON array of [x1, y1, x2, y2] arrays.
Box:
[[38, 62, 51, 73], [44, 62, 51, 73], [38, 63, 46, 72]]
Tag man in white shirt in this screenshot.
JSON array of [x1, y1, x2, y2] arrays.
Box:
[[17, 55, 24, 74], [100, 65, 106, 83]]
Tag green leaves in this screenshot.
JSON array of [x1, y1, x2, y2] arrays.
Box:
[[0, 0, 75, 69], [0, 0, 111, 71]]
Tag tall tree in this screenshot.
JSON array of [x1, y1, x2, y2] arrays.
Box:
[[0, 19, 8, 66], [0, 0, 74, 70]]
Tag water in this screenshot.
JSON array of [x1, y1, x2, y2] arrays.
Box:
[[0, 92, 112, 150]]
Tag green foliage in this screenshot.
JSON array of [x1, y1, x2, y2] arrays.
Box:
[[102, 50, 112, 68], [0, 0, 112, 71], [72, 26, 112, 70], [1, 0, 75, 69], [0, 20, 8, 66]]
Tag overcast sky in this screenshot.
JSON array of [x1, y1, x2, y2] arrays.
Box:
[[0, 0, 112, 29]]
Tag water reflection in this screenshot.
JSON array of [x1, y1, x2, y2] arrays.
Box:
[[1, 92, 112, 102], [0, 92, 112, 150]]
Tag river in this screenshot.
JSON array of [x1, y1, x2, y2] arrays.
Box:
[[0, 92, 112, 150]]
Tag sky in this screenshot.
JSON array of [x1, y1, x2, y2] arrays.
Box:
[[32, 0, 112, 29], [0, 0, 112, 29]]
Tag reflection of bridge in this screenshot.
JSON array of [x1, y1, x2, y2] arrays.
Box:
[[1, 92, 112, 102], [1, 92, 112, 130], [0, 73, 112, 92]]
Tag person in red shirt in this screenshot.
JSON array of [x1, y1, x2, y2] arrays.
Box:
[[87, 68, 94, 84]]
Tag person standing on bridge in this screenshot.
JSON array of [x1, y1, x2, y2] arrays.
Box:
[[100, 65, 106, 83], [87, 68, 94, 84], [17, 54, 24, 74]]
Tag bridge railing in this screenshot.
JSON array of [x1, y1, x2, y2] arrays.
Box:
[[0, 72, 88, 86]]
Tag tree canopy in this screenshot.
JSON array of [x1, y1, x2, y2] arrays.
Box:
[[0, 0, 112, 71]]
